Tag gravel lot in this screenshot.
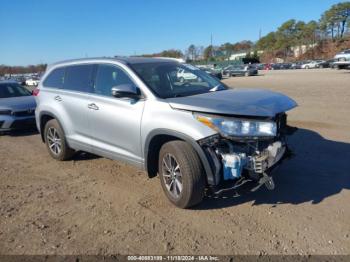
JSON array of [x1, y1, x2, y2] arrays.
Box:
[[1, 69, 349, 255]]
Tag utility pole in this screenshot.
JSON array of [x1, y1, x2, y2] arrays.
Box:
[[210, 33, 213, 58], [259, 28, 262, 40]]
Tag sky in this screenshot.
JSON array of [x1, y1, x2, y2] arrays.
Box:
[[0, 0, 347, 65]]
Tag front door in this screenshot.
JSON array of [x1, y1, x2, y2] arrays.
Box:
[[88, 64, 145, 167]]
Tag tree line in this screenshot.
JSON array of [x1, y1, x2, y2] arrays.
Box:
[[256, 2, 350, 60], [142, 1, 350, 62], [0, 64, 47, 76]]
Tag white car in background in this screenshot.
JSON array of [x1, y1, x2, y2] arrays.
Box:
[[334, 49, 350, 60], [301, 60, 324, 69], [177, 68, 198, 82], [333, 49, 350, 69], [25, 78, 40, 86]]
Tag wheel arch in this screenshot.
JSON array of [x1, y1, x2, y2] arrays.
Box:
[[38, 111, 65, 143], [144, 129, 216, 185]]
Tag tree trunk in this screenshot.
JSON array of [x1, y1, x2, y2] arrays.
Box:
[[340, 20, 346, 38], [331, 26, 334, 41]]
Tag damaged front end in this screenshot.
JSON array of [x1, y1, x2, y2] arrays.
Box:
[[197, 113, 296, 194]]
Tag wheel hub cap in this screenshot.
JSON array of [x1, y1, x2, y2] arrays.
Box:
[[47, 127, 62, 155], [162, 153, 183, 199]]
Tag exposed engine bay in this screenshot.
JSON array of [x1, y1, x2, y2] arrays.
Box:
[[198, 113, 296, 194]]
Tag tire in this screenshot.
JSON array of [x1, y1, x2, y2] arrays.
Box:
[[305, 66, 309, 69], [158, 141, 205, 208], [44, 119, 75, 161], [179, 77, 185, 83]]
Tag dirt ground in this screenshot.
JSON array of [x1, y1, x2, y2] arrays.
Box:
[[1, 69, 349, 255]]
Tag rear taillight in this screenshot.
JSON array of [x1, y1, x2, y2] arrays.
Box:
[[32, 88, 40, 96]]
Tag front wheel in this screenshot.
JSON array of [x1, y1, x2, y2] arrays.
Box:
[[158, 141, 205, 208]]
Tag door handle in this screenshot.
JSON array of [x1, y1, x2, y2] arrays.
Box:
[[88, 103, 99, 110], [54, 95, 62, 102]]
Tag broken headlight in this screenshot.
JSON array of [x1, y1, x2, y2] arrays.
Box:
[[195, 114, 277, 137]]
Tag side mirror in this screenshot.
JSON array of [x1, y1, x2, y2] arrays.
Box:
[[111, 84, 140, 99]]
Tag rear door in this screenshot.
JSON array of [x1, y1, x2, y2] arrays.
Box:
[[58, 64, 95, 151], [88, 63, 145, 167]]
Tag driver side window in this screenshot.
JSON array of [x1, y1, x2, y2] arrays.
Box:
[[94, 64, 134, 97]]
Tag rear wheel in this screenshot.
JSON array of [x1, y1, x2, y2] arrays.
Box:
[[158, 141, 205, 208], [44, 119, 75, 161]]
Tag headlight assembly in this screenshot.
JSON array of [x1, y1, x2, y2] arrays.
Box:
[[195, 113, 276, 138]]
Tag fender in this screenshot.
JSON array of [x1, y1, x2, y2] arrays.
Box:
[[38, 110, 67, 143], [144, 129, 217, 185]]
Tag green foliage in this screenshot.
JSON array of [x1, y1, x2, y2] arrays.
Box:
[[203, 45, 213, 60], [158, 49, 183, 58], [141, 49, 183, 58], [137, 1, 349, 63], [320, 2, 350, 39], [0, 64, 47, 75], [256, 1, 349, 57], [256, 32, 277, 50]]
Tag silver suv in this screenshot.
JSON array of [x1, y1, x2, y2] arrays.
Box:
[[34, 57, 297, 208]]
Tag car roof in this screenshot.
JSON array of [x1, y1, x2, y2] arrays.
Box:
[[0, 80, 18, 84], [48, 56, 180, 69]]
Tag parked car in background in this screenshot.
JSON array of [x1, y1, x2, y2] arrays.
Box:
[[13, 76, 27, 86], [0, 81, 36, 132], [301, 60, 324, 69], [201, 68, 222, 80], [333, 57, 350, 69], [222, 64, 258, 77], [177, 68, 198, 82], [25, 78, 40, 86], [34, 57, 297, 208], [316, 59, 336, 68], [264, 63, 273, 70], [256, 63, 266, 70], [279, 63, 293, 69], [334, 49, 350, 60], [291, 62, 303, 69]]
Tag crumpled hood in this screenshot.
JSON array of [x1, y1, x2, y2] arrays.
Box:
[[0, 96, 36, 111], [167, 88, 297, 117]]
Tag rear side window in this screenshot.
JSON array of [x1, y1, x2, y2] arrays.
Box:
[[43, 67, 65, 88], [94, 64, 134, 97], [63, 64, 94, 92]]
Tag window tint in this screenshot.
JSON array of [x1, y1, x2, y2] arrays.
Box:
[[0, 83, 31, 98], [63, 64, 94, 92], [43, 67, 65, 88], [94, 64, 134, 97]]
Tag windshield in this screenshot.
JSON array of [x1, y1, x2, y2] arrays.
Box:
[[0, 83, 31, 98], [131, 62, 227, 98]]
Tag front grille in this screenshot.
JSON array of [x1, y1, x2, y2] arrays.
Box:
[[12, 110, 35, 117], [9, 119, 36, 129]]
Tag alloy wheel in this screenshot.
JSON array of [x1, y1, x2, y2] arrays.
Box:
[[47, 127, 62, 155], [162, 153, 183, 199]]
